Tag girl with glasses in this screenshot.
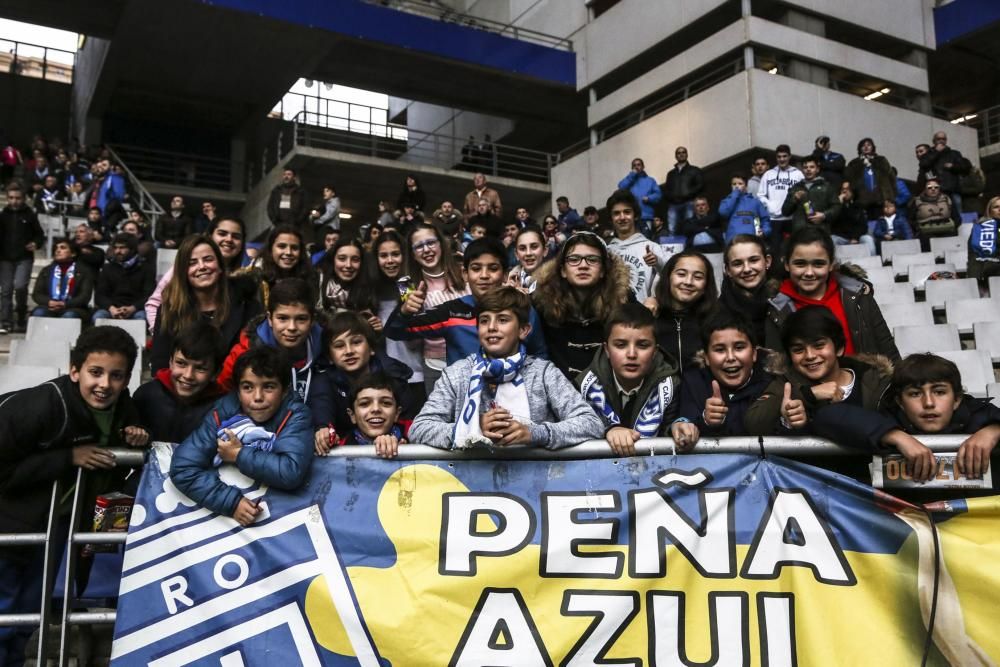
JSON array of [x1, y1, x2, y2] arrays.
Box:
[[405, 223, 469, 392], [532, 232, 634, 379]]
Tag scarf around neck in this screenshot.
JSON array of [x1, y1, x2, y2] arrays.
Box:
[[580, 371, 673, 438], [453, 345, 529, 449], [49, 261, 76, 301]]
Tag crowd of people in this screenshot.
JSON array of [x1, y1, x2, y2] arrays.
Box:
[[0, 128, 998, 663]]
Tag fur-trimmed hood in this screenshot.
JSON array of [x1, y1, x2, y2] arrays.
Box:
[[531, 252, 632, 325], [763, 350, 893, 380]]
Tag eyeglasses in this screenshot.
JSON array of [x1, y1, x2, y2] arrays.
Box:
[[412, 239, 439, 252], [565, 254, 602, 267]]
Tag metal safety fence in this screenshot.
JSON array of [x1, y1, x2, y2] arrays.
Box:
[[0, 436, 986, 663]]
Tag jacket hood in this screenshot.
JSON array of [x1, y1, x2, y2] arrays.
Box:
[[763, 350, 892, 381], [532, 252, 632, 324], [253, 318, 324, 371], [608, 232, 649, 249]]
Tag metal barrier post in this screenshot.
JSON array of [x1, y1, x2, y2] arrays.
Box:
[[34, 479, 64, 664], [57, 468, 86, 666]]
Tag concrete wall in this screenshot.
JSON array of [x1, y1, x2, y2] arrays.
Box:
[[552, 69, 979, 211], [70, 36, 111, 144], [388, 99, 515, 170]]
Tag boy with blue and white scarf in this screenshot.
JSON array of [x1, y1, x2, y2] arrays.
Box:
[[409, 287, 603, 450], [576, 303, 698, 456]]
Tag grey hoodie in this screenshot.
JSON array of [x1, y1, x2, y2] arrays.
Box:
[[408, 355, 605, 449], [608, 232, 669, 299]]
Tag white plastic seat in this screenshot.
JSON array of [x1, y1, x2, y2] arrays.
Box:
[[0, 365, 61, 394], [924, 278, 979, 310], [930, 236, 965, 259], [39, 214, 64, 258], [944, 297, 1000, 334], [25, 316, 82, 343], [974, 322, 1000, 364], [938, 350, 994, 398], [958, 221, 974, 239], [880, 239, 921, 264], [908, 263, 957, 290], [893, 323, 961, 357], [156, 249, 179, 281], [988, 382, 1000, 407], [835, 244, 871, 260], [859, 267, 896, 287], [944, 249, 968, 274], [990, 276, 1000, 299], [8, 339, 71, 374], [872, 283, 915, 305], [891, 252, 937, 278], [94, 318, 147, 354], [842, 255, 884, 272], [66, 217, 87, 232], [879, 302, 934, 331]]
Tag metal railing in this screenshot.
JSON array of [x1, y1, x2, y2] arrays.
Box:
[[361, 0, 573, 51], [256, 109, 557, 184], [949, 103, 1000, 149], [110, 144, 232, 192], [0, 38, 75, 84], [105, 145, 166, 232], [0, 448, 143, 665]]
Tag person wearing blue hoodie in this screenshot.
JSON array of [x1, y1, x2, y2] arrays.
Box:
[[216, 278, 323, 404], [170, 345, 314, 525], [719, 175, 771, 243], [617, 157, 662, 237]]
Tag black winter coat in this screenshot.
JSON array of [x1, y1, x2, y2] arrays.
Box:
[[680, 354, 773, 436], [32, 261, 95, 319], [94, 257, 155, 310], [0, 374, 141, 534], [132, 371, 223, 444], [0, 205, 44, 262], [655, 309, 709, 371], [664, 164, 704, 204]]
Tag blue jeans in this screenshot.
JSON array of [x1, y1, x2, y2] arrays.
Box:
[[666, 202, 693, 236], [0, 259, 31, 328], [91, 308, 146, 324], [31, 308, 81, 318], [949, 191, 962, 223]]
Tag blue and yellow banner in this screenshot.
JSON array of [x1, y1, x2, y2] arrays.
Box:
[[110, 445, 1000, 666]]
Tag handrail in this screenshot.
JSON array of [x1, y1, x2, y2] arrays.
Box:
[[287, 109, 556, 184], [361, 0, 573, 51], [110, 143, 232, 192], [0, 37, 75, 84], [105, 145, 167, 232]]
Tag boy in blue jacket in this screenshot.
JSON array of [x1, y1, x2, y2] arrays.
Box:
[[171, 346, 314, 526], [718, 175, 770, 243]]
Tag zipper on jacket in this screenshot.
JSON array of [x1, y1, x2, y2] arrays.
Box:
[[675, 318, 683, 365]]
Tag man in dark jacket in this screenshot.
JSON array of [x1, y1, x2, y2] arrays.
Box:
[[155, 194, 193, 248], [0, 183, 44, 333], [781, 156, 841, 235], [664, 146, 704, 236], [679, 196, 723, 252], [809, 136, 845, 186], [266, 168, 308, 232], [919, 131, 970, 223], [73, 221, 106, 272], [92, 233, 155, 324]]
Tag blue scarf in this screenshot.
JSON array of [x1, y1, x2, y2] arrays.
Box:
[[352, 424, 403, 445], [970, 218, 999, 260], [580, 371, 673, 438], [453, 345, 527, 449], [49, 261, 76, 301], [213, 414, 276, 467]]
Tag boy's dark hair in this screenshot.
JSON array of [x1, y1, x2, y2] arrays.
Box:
[[349, 371, 401, 408], [232, 345, 291, 390], [775, 144, 791, 154], [476, 286, 530, 326], [700, 311, 757, 348], [556, 196, 569, 205], [780, 306, 846, 354], [890, 353, 962, 398], [112, 232, 138, 252], [469, 219, 488, 231], [324, 311, 377, 351], [730, 172, 747, 181], [603, 302, 656, 339], [52, 237, 78, 255], [71, 325, 138, 375], [605, 188, 640, 214], [267, 277, 316, 314], [172, 320, 224, 373], [801, 156, 819, 167], [583, 206, 598, 216], [463, 237, 507, 270]]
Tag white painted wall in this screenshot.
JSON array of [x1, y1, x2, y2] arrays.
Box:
[[790, 0, 932, 47], [396, 101, 514, 170]]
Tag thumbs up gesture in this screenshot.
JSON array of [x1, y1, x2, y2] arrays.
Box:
[[780, 382, 807, 429], [643, 244, 659, 267], [401, 280, 427, 315], [703, 380, 729, 426]]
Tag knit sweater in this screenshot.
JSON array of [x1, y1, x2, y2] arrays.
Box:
[[408, 355, 604, 449]]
